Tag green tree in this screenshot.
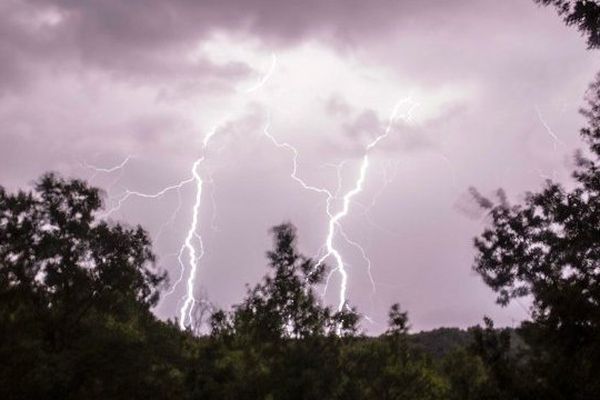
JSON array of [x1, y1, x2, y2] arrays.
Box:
[[472, 74, 600, 399], [387, 303, 410, 336], [440, 347, 489, 400], [338, 305, 447, 400], [191, 223, 358, 399], [213, 223, 358, 341], [0, 173, 191, 400], [468, 318, 524, 400]]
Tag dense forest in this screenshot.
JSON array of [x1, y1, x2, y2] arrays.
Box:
[[1, 1, 600, 399]]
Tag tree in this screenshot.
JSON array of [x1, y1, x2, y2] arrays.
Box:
[[468, 318, 521, 400], [338, 305, 447, 400], [440, 347, 489, 400], [211, 222, 358, 340], [387, 303, 410, 336], [0, 173, 188, 400], [535, 0, 600, 48], [472, 74, 600, 398], [193, 223, 358, 399]]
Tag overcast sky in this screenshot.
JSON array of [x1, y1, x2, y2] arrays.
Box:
[[1, 0, 598, 332]]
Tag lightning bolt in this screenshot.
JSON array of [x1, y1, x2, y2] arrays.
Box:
[[321, 99, 419, 311], [264, 98, 419, 312], [82, 155, 133, 174], [101, 178, 195, 218], [178, 129, 218, 329], [87, 52, 280, 332], [535, 105, 565, 149], [246, 53, 278, 93], [178, 53, 281, 328], [263, 120, 334, 198], [80, 155, 134, 194], [82, 49, 422, 332], [90, 130, 218, 331]]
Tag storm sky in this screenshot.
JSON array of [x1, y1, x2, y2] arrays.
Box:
[[1, 0, 598, 332]]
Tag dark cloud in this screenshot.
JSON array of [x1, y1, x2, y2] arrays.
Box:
[[2, 0, 591, 94], [37, 0, 464, 47], [0, 0, 256, 93], [3, 0, 510, 94]]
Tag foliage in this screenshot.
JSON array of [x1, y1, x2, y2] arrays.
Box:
[[0, 183, 480, 399], [3, 164, 597, 399], [535, 0, 600, 48], [210, 222, 358, 341], [410, 327, 473, 359], [471, 72, 600, 398], [0, 173, 189, 400]]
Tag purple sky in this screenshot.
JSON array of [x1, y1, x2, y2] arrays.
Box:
[[1, 0, 598, 332]]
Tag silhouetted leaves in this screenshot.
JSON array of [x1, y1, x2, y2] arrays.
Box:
[[536, 0, 600, 48], [472, 73, 600, 398], [0, 173, 186, 400]]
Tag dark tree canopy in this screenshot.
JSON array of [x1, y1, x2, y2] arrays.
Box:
[[1, 177, 460, 400], [472, 74, 600, 398], [473, 75, 600, 333], [0, 173, 181, 400], [387, 302, 410, 335], [210, 222, 359, 339], [535, 0, 600, 48], [0, 173, 166, 318], [198, 225, 446, 400]]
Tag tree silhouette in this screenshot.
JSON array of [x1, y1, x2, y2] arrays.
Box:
[[0, 173, 189, 400], [535, 0, 600, 48], [211, 222, 359, 340], [387, 303, 410, 336], [472, 73, 600, 399], [0, 175, 513, 399], [191, 223, 359, 399]]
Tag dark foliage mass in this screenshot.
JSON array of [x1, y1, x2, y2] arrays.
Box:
[[0, 159, 597, 399], [0, 176, 450, 399], [471, 70, 600, 399], [0, 174, 185, 399], [1, 3, 600, 399]]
